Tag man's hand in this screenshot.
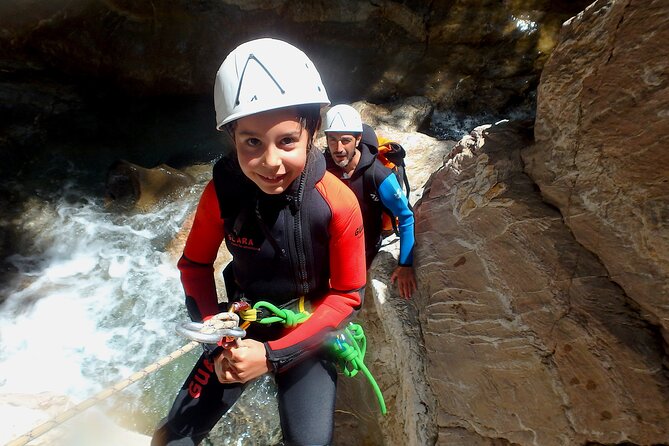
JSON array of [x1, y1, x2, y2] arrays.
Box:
[[214, 339, 270, 384], [390, 265, 417, 299]]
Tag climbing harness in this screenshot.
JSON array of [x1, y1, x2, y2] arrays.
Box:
[[234, 297, 387, 415]]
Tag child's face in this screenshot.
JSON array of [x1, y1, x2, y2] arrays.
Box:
[[233, 107, 309, 195]]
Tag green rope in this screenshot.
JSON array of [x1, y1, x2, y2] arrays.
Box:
[[330, 323, 387, 415], [251, 300, 387, 415], [253, 301, 311, 327]]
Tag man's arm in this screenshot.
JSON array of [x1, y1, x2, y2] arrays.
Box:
[[377, 173, 415, 266], [377, 173, 417, 298]]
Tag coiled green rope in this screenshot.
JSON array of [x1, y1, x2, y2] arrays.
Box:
[[252, 301, 312, 327], [249, 301, 387, 415], [330, 323, 387, 415]]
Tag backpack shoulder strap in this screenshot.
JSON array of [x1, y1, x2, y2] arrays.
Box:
[[399, 164, 411, 202], [363, 156, 378, 197], [361, 124, 379, 154]]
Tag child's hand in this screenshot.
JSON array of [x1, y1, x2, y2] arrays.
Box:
[[214, 339, 270, 383]]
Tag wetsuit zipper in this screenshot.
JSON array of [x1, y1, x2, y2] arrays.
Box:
[[293, 173, 309, 296]]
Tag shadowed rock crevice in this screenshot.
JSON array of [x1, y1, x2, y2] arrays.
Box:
[[0, 1, 592, 179]]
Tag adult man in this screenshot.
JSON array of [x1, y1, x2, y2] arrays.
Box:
[[323, 104, 417, 299]]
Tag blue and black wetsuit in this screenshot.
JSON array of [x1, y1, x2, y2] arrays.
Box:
[[324, 130, 415, 269], [152, 149, 366, 445]]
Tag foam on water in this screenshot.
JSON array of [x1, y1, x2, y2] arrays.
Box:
[[0, 169, 284, 442], [0, 178, 198, 412]]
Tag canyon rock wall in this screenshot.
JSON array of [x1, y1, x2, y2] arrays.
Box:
[[353, 2, 669, 443], [0, 0, 590, 110], [523, 0, 669, 346], [406, 120, 669, 445]]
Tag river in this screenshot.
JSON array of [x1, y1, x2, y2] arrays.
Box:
[[0, 161, 280, 445]]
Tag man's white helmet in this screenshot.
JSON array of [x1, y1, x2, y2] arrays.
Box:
[[214, 38, 330, 129], [324, 104, 363, 134]]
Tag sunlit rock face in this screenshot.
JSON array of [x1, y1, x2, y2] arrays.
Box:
[[523, 0, 669, 344], [407, 121, 669, 445]]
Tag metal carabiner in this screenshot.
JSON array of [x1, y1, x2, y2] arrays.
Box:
[[176, 321, 247, 345]]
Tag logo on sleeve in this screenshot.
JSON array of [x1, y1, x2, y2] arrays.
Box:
[[354, 225, 364, 237]]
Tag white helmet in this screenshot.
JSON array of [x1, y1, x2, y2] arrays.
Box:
[[214, 38, 330, 129], [324, 104, 363, 133]]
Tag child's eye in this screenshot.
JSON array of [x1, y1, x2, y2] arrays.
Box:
[[245, 137, 261, 147], [280, 137, 297, 147]]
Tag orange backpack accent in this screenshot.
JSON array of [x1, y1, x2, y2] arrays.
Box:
[[375, 136, 410, 236], [381, 212, 395, 235], [376, 136, 400, 170]]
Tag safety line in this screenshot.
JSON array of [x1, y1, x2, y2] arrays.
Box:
[[6, 340, 200, 446]]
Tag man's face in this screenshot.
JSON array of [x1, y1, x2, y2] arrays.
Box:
[[326, 132, 361, 168]]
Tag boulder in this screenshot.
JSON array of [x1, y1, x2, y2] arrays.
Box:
[[104, 160, 195, 212], [523, 0, 669, 344], [359, 120, 669, 445]]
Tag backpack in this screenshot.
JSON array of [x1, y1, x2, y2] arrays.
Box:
[[365, 134, 412, 237], [376, 136, 410, 202]]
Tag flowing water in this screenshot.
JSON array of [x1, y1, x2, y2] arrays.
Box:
[[0, 164, 280, 445]]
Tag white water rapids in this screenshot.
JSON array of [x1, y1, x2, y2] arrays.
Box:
[[0, 170, 279, 445]]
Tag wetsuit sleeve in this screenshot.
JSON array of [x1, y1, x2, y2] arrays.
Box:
[[265, 172, 366, 373], [377, 173, 415, 266], [178, 181, 225, 322]]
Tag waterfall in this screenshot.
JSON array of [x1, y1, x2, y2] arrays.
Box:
[[0, 165, 280, 445]]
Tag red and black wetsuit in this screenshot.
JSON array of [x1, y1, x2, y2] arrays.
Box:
[[153, 149, 366, 445]]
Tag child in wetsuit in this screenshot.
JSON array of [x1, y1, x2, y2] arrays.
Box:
[[151, 38, 366, 446]]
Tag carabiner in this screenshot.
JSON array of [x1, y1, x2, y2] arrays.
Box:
[[176, 321, 247, 345]]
